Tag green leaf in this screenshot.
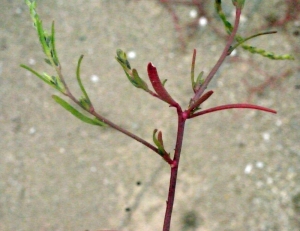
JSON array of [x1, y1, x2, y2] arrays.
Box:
[[20, 64, 66, 93], [241, 45, 295, 60], [162, 79, 168, 87], [152, 129, 165, 156], [229, 31, 276, 54], [26, 0, 58, 66], [132, 69, 149, 90], [50, 21, 59, 66], [116, 49, 131, 70], [115, 50, 136, 86], [116, 49, 150, 91], [76, 55, 92, 109], [193, 71, 204, 92], [44, 58, 52, 66], [52, 95, 106, 126], [191, 49, 196, 90], [79, 96, 92, 111], [36, 16, 51, 58], [215, 0, 233, 34]]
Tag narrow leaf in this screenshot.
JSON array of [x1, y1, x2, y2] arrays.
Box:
[[21, 64, 49, 83], [147, 63, 178, 106], [157, 131, 164, 146], [52, 95, 106, 126], [241, 45, 295, 60], [116, 50, 149, 91], [132, 69, 149, 90], [190, 90, 214, 112], [214, 0, 294, 61], [152, 129, 160, 147], [20, 64, 62, 92], [152, 129, 166, 156], [229, 31, 277, 54], [26, 0, 52, 59], [194, 71, 204, 92], [162, 79, 168, 87], [76, 55, 92, 106], [50, 21, 59, 66], [215, 0, 233, 34], [116, 49, 131, 69], [79, 96, 92, 111], [191, 49, 196, 90], [44, 58, 52, 66], [21, 65, 66, 93]]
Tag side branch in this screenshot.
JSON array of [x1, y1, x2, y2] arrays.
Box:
[[189, 103, 277, 118], [191, 6, 242, 103]]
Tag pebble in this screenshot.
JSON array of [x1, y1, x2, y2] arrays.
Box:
[[90, 74, 99, 83], [199, 17, 208, 27], [244, 164, 253, 174], [127, 51, 136, 59]]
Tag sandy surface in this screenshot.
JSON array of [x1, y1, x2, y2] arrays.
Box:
[[1, 1, 300, 231]]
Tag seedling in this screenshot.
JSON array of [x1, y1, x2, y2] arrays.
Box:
[[21, 0, 293, 230]]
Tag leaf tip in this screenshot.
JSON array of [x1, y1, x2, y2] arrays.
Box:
[[148, 62, 154, 69]]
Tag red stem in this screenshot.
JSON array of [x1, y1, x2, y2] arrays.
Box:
[[189, 103, 276, 119], [60, 80, 174, 163], [162, 6, 244, 231], [191, 7, 242, 104], [163, 106, 186, 231]]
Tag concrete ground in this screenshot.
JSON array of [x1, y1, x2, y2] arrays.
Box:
[[1, 0, 300, 230]]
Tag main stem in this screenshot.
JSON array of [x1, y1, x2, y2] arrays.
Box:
[[163, 108, 187, 231], [163, 7, 242, 231]]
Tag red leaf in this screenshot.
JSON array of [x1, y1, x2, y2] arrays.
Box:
[[190, 90, 214, 111], [147, 63, 178, 106]]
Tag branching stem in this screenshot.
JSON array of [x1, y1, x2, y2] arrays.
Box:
[[53, 64, 173, 163], [163, 6, 243, 231], [192, 6, 242, 103]]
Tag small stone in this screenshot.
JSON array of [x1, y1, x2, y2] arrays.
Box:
[[262, 132, 270, 141], [29, 58, 36, 65], [189, 9, 198, 18], [199, 17, 208, 27], [244, 164, 253, 174], [230, 49, 237, 56], [127, 51, 136, 59], [28, 127, 36, 134], [256, 161, 264, 169], [90, 75, 99, 83], [275, 119, 282, 126], [267, 177, 273, 185]]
